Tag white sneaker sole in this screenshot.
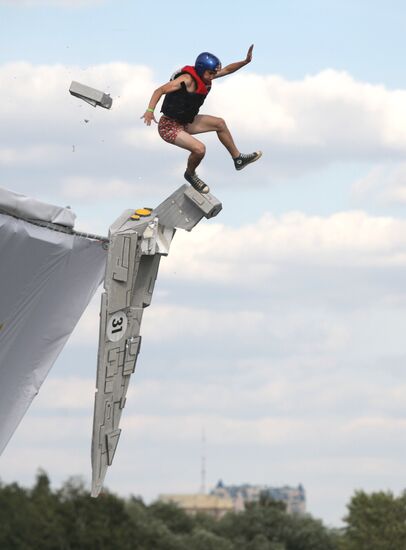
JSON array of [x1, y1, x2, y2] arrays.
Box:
[[235, 151, 263, 171]]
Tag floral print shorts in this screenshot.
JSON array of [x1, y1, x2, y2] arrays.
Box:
[[158, 115, 188, 144]]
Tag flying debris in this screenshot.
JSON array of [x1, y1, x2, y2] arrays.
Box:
[[0, 187, 107, 456], [91, 184, 222, 497], [69, 81, 113, 109]]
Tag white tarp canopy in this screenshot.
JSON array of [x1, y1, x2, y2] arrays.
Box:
[[0, 188, 107, 454], [0, 186, 76, 228]]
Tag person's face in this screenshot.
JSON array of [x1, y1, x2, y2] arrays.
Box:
[[202, 67, 219, 83]]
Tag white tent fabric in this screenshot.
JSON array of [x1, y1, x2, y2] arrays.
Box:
[[0, 186, 76, 228], [0, 199, 106, 454]]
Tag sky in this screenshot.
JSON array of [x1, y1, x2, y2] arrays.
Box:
[[1, 0, 406, 528]]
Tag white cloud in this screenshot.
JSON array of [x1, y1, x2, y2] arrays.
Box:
[[352, 163, 406, 206], [162, 211, 406, 288], [121, 414, 311, 446], [34, 377, 94, 409], [122, 126, 162, 150], [0, 62, 154, 128], [343, 416, 406, 436], [0, 145, 65, 165], [66, 209, 406, 374], [61, 176, 138, 200], [19, 387, 406, 454], [210, 69, 406, 156]]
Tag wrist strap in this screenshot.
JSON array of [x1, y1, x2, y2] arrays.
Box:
[[147, 108, 154, 113]]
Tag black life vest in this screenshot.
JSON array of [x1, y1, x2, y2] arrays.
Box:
[[161, 65, 211, 124]]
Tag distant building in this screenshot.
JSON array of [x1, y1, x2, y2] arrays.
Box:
[[211, 481, 306, 515], [158, 493, 234, 520]]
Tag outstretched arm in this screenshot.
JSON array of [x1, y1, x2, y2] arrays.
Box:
[[214, 44, 254, 79], [141, 74, 193, 125]]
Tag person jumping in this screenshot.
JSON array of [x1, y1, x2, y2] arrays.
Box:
[[141, 45, 262, 194]]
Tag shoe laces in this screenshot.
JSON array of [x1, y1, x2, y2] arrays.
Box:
[[190, 173, 206, 190], [240, 152, 255, 160]]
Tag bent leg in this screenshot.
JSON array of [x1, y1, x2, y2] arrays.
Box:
[[174, 131, 206, 175], [173, 131, 210, 193], [187, 115, 240, 158]]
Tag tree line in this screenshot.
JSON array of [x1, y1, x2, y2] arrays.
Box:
[[0, 471, 405, 549]]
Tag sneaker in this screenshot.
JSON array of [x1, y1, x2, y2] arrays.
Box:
[[234, 151, 262, 171], [184, 171, 210, 194]]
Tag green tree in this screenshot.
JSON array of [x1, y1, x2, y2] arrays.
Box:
[[341, 490, 406, 550], [284, 513, 341, 550], [148, 501, 194, 534], [183, 527, 233, 550], [216, 497, 339, 550], [126, 497, 193, 550], [0, 480, 32, 549], [0, 472, 341, 550], [56, 477, 137, 549], [28, 469, 66, 549]]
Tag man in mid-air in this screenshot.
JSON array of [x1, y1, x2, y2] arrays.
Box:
[[141, 45, 262, 194]]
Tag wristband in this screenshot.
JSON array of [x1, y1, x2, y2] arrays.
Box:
[[147, 108, 154, 113]]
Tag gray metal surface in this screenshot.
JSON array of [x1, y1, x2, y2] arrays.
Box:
[[91, 185, 222, 496], [69, 81, 113, 109], [154, 184, 222, 231]]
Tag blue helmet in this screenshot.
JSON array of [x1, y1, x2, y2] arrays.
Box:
[[195, 52, 221, 77]]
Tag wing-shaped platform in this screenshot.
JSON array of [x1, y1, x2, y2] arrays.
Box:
[[91, 185, 222, 496]]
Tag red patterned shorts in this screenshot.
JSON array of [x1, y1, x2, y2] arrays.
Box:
[[158, 115, 188, 144]]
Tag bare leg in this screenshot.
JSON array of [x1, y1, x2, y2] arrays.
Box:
[[173, 131, 206, 174], [171, 131, 210, 192], [168, 115, 260, 183], [187, 115, 240, 159]]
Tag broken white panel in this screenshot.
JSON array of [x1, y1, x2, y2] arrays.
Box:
[[69, 81, 113, 109]]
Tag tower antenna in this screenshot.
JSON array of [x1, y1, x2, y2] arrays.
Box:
[[200, 428, 206, 494]]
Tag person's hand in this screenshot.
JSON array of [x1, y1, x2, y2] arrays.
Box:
[[245, 44, 254, 64], [141, 110, 157, 125]]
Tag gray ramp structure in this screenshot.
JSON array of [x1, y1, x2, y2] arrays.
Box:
[[91, 184, 222, 497]]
